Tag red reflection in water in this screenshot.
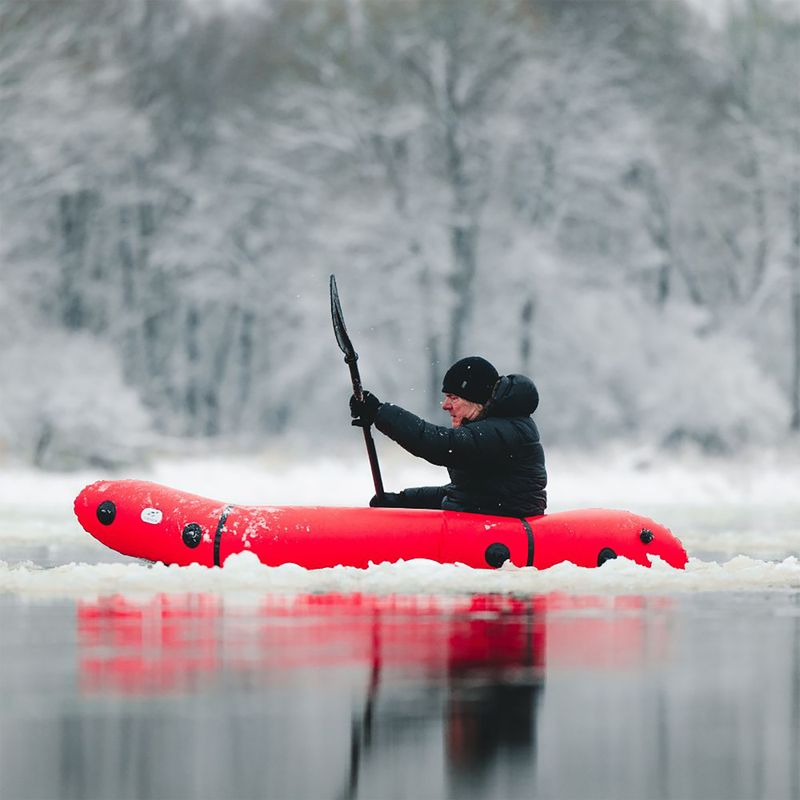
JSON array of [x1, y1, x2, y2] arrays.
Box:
[[77, 592, 672, 695], [76, 592, 674, 791]]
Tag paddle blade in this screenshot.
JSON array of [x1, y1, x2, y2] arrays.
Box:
[[330, 273, 356, 360], [328, 274, 383, 498]]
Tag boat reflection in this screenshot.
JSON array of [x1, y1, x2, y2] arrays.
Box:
[[76, 591, 670, 797], [77, 592, 670, 690]]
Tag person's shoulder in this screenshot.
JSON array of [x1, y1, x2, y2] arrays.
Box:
[[463, 416, 538, 451], [467, 415, 522, 435], [487, 374, 539, 417]]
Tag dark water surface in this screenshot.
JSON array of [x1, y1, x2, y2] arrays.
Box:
[[2, 587, 799, 800]]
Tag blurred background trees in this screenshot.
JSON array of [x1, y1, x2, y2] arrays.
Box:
[[1, 0, 798, 467]]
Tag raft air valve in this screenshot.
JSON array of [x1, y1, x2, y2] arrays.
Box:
[[484, 542, 511, 568], [97, 501, 116, 526], [597, 547, 617, 566], [182, 523, 203, 549], [639, 528, 654, 544]]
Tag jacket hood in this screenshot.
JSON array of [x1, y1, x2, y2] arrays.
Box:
[[486, 374, 539, 417]]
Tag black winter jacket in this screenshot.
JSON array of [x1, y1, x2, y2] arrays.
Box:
[[373, 374, 547, 517]]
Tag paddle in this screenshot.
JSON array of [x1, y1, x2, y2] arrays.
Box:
[[330, 274, 385, 502]]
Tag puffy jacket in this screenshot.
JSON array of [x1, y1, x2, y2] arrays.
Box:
[[373, 374, 547, 517]]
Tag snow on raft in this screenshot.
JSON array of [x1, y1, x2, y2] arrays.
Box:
[[73, 479, 688, 571]]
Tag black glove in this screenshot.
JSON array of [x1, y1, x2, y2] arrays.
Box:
[[349, 390, 382, 427], [369, 492, 401, 508]]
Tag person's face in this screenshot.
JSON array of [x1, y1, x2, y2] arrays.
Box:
[[442, 393, 484, 428]]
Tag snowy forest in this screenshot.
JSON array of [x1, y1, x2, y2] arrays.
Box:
[[1, 0, 799, 469]]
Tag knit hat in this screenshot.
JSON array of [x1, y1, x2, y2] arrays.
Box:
[[441, 356, 499, 404]]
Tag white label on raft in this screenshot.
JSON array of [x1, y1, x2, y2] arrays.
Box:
[[141, 507, 163, 525]]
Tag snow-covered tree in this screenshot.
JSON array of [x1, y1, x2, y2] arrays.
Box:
[[0, 331, 152, 469], [1, 0, 798, 464]]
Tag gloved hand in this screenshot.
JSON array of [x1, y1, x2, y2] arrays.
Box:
[[349, 390, 382, 427], [369, 492, 401, 508]]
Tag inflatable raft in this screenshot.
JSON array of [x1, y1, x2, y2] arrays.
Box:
[[74, 480, 688, 570]]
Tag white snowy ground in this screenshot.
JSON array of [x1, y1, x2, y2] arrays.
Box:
[[0, 445, 798, 597]]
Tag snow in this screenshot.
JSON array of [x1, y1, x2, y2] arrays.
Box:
[[0, 450, 798, 598], [3, 550, 800, 600]]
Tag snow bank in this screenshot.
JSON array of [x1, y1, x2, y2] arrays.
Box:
[[2, 552, 800, 600]]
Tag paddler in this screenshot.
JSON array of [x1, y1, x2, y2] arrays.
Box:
[[349, 356, 547, 517]]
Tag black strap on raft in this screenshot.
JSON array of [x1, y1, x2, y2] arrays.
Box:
[[520, 518, 535, 567], [213, 505, 233, 567]]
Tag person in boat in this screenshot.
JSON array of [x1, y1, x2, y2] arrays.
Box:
[[349, 356, 547, 517]]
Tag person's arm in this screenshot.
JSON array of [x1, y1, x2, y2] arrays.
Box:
[[374, 404, 510, 467]]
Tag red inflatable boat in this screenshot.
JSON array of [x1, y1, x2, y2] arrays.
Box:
[[73, 480, 688, 570]]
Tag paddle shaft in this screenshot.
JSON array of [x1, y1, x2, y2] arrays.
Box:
[[345, 353, 385, 501], [330, 274, 385, 502]]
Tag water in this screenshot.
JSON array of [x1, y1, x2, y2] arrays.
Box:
[[1, 454, 799, 800], [2, 589, 799, 800]]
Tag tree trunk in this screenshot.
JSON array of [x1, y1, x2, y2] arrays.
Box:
[[235, 309, 255, 434], [447, 224, 478, 364], [519, 296, 535, 372], [58, 190, 96, 329], [118, 233, 138, 383], [443, 48, 480, 365], [204, 307, 238, 437], [792, 279, 799, 431], [426, 333, 442, 415], [743, 128, 770, 298], [790, 170, 800, 431], [185, 305, 201, 435]]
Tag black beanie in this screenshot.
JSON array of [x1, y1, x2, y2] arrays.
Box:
[[441, 356, 499, 404]]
